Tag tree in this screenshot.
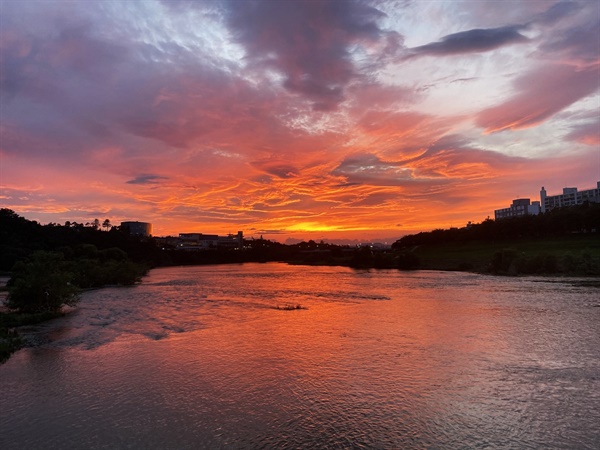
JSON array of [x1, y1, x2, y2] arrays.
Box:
[[102, 218, 111, 231], [6, 251, 79, 313]]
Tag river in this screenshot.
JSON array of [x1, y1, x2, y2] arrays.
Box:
[[1, 263, 599, 449]]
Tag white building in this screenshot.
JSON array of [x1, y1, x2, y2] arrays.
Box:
[[540, 181, 600, 213], [495, 198, 541, 220]]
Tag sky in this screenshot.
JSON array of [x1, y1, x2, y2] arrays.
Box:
[[1, 0, 599, 243]]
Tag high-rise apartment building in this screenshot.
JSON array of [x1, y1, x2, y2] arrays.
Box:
[[540, 181, 600, 213], [494, 198, 541, 220]]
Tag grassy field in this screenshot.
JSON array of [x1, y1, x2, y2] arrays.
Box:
[[412, 235, 600, 273]]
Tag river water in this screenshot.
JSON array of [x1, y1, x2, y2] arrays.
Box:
[[1, 263, 599, 449]]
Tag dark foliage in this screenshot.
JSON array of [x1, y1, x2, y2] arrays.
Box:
[[396, 252, 420, 270], [486, 247, 596, 276], [392, 203, 600, 249], [1, 210, 155, 313], [6, 251, 79, 313], [0, 208, 163, 272]]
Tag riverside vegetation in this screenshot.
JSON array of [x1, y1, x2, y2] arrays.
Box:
[[391, 202, 600, 275], [1, 203, 599, 362], [1, 209, 153, 361]]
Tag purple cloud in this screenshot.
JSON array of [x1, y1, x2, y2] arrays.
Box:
[[538, 17, 600, 63], [407, 26, 528, 58], [533, 1, 581, 26], [126, 174, 168, 185], [565, 121, 600, 145], [224, 0, 398, 110]]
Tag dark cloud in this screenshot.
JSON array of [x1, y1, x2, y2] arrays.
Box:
[[224, 0, 398, 110], [126, 174, 168, 185], [533, 1, 581, 26], [1, 9, 292, 153], [407, 26, 528, 58], [45, 24, 129, 81], [1, 21, 128, 102]]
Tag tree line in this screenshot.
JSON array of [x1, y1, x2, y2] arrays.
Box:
[[392, 202, 600, 249], [0, 209, 159, 314], [3, 203, 599, 315]]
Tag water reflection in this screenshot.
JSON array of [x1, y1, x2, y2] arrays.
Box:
[[1, 264, 599, 449]]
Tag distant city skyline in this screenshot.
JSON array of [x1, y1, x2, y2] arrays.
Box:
[[2, 0, 599, 242]]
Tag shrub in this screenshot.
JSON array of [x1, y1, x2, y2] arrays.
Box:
[[6, 251, 79, 313]]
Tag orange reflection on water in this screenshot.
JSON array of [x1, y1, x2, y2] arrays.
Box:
[[3, 265, 600, 448]]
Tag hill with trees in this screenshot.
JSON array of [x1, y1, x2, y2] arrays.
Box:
[[392, 203, 600, 275]]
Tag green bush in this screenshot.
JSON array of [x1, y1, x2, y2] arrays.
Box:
[[70, 257, 146, 288], [6, 251, 79, 313]]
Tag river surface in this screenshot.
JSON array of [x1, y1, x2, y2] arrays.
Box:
[[1, 263, 599, 449]]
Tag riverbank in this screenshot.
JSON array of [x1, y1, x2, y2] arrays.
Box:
[[0, 277, 18, 362], [2, 234, 598, 363], [405, 235, 600, 275], [286, 235, 600, 276]]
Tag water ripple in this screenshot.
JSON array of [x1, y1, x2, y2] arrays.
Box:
[[1, 264, 599, 449]]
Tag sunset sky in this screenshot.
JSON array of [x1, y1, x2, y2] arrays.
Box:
[[1, 0, 599, 242]]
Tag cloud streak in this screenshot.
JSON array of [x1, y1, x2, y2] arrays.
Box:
[[476, 64, 599, 133], [407, 26, 528, 58]]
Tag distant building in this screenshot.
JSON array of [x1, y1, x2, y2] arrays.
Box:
[[121, 221, 152, 236], [218, 231, 244, 249], [178, 231, 243, 250], [154, 236, 180, 249], [494, 198, 541, 220], [540, 182, 600, 213], [178, 233, 218, 250]]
